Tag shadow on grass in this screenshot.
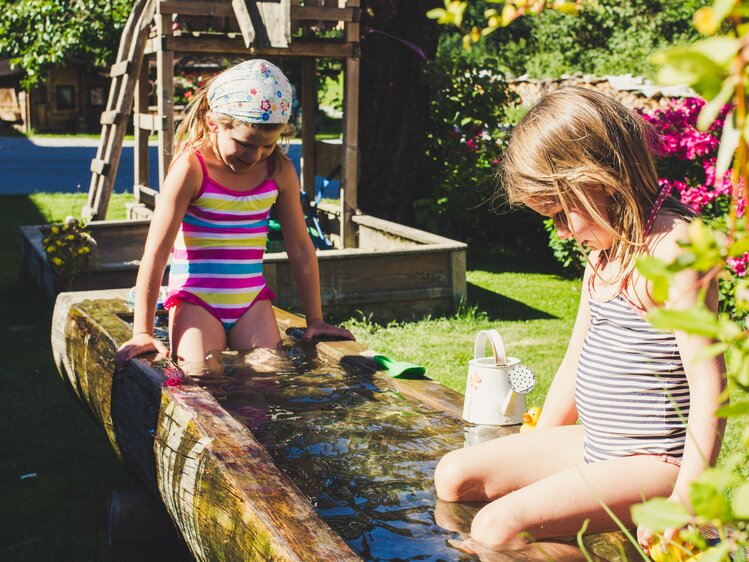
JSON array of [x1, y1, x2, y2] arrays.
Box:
[[467, 282, 556, 322], [1, 195, 133, 561], [468, 245, 574, 277]]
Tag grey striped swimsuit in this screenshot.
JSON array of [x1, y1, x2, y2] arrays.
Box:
[[576, 295, 689, 464]]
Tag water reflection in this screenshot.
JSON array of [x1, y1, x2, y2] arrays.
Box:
[[185, 340, 479, 561]]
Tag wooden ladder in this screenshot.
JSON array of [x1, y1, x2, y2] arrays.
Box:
[[83, 0, 156, 220]]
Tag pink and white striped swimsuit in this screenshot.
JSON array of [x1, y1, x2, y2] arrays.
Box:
[[164, 151, 278, 329]]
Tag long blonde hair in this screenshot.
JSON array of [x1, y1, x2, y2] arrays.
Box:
[[502, 86, 692, 284], [173, 74, 294, 179]]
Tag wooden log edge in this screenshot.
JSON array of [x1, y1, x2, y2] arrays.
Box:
[[51, 289, 360, 561]]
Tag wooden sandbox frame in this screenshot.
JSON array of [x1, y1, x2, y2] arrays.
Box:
[[21, 211, 466, 320]]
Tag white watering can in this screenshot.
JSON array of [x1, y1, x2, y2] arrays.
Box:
[[462, 330, 536, 426]]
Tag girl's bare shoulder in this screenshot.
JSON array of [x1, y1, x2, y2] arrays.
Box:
[[646, 212, 691, 262], [275, 155, 300, 191], [162, 149, 203, 198]]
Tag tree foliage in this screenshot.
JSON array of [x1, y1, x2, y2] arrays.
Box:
[[0, 0, 132, 88], [434, 0, 709, 79]]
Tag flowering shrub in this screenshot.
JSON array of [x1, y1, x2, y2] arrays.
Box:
[[640, 97, 734, 221], [173, 71, 219, 106], [42, 216, 96, 284]]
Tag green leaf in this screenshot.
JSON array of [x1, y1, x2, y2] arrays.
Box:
[[426, 8, 452, 24], [647, 307, 722, 338], [652, 41, 738, 98], [735, 279, 749, 311], [630, 498, 691, 531], [426, 8, 447, 20], [637, 255, 670, 278], [712, 0, 738, 25], [696, 542, 732, 562], [735, 353, 749, 389], [728, 235, 749, 257], [715, 401, 749, 418], [693, 342, 729, 363], [668, 252, 697, 271], [636, 256, 673, 302], [690, 467, 741, 520], [718, 316, 743, 340], [653, 50, 723, 91], [690, 36, 742, 68], [698, 78, 735, 131]]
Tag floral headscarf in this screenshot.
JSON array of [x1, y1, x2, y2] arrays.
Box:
[[207, 59, 292, 124]]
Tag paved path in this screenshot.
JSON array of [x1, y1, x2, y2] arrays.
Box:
[[0, 137, 339, 196]]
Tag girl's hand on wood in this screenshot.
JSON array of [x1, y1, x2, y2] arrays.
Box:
[[303, 319, 355, 341], [114, 333, 169, 372]]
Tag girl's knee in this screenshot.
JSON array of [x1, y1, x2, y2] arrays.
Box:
[[434, 450, 472, 502], [471, 501, 528, 548]]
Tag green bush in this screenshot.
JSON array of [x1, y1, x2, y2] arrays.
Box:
[[437, 0, 709, 79], [417, 54, 549, 251]]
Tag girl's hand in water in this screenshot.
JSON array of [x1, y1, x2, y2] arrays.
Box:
[[114, 333, 169, 371], [303, 319, 355, 341]]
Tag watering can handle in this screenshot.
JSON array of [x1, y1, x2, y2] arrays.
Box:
[[474, 330, 508, 366]]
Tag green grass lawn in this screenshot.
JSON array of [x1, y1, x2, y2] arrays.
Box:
[[2, 193, 747, 560], [0, 194, 133, 562]]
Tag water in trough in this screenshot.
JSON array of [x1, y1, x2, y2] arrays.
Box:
[[160, 325, 481, 561]]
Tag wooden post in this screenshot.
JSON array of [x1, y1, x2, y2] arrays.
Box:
[[156, 10, 174, 186], [341, 3, 360, 248], [134, 60, 150, 202], [301, 59, 317, 200]]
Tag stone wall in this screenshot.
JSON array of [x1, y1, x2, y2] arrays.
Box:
[[509, 73, 697, 111]]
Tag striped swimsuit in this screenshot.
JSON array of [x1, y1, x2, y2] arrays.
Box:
[[164, 151, 278, 330], [576, 295, 689, 463]]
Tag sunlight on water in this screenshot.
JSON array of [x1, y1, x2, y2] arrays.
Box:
[[181, 334, 480, 562]]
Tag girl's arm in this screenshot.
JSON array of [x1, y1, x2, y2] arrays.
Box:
[[637, 220, 726, 551], [274, 159, 354, 340], [535, 263, 592, 429], [114, 152, 202, 368], [659, 228, 726, 504]]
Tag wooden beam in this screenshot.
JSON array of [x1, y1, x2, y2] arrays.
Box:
[[158, 1, 234, 16], [341, 55, 359, 248], [158, 1, 356, 23], [100, 110, 122, 125], [137, 184, 159, 208], [110, 60, 132, 77], [301, 59, 316, 198], [292, 6, 356, 22], [145, 35, 355, 58], [90, 158, 109, 175], [232, 0, 290, 49], [134, 113, 164, 132], [134, 62, 150, 201], [231, 0, 256, 47], [156, 13, 175, 185]]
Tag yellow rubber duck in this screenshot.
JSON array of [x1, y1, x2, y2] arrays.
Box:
[[520, 407, 542, 432], [648, 534, 694, 562]]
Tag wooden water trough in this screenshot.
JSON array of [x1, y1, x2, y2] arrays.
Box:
[[52, 288, 640, 561], [22, 209, 466, 321]]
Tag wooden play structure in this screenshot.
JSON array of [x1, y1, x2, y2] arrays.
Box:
[[83, 0, 361, 248], [21, 0, 468, 320]]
